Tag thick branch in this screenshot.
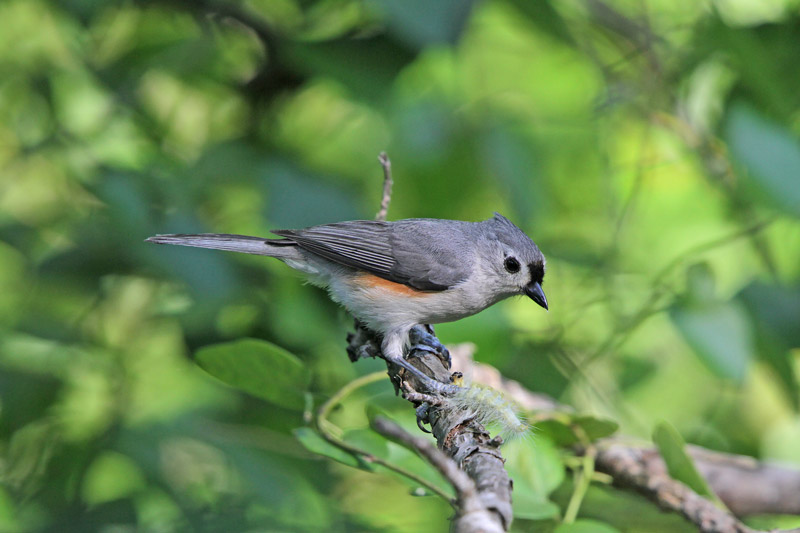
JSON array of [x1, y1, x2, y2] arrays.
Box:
[[595, 444, 756, 533], [347, 328, 513, 532], [655, 446, 800, 517], [451, 349, 800, 527]]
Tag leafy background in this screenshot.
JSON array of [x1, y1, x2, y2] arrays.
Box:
[[1, 0, 799, 531]]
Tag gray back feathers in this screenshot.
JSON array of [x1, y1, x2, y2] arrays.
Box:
[[273, 214, 541, 291], [274, 219, 477, 290], [147, 213, 542, 292]]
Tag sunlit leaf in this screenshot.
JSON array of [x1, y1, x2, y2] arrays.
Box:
[[744, 514, 800, 530], [195, 339, 309, 409], [81, 452, 146, 505]]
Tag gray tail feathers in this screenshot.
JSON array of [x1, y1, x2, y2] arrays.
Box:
[[145, 233, 298, 257]]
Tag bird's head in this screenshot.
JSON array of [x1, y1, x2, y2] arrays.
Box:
[[481, 213, 548, 310]]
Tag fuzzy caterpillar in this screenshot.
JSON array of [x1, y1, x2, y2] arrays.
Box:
[[448, 383, 530, 439]]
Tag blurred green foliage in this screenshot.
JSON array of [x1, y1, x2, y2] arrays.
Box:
[[1, 0, 799, 531]]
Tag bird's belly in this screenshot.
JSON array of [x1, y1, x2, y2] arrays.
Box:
[[328, 272, 484, 333]]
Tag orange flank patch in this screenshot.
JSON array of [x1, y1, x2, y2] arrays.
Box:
[[354, 273, 432, 297]]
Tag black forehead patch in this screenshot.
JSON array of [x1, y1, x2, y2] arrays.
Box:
[[528, 262, 545, 284]]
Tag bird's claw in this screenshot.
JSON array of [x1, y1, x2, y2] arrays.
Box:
[[415, 403, 432, 433], [408, 325, 451, 368], [408, 343, 438, 355]]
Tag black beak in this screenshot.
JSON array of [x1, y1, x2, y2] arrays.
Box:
[[524, 282, 548, 310]]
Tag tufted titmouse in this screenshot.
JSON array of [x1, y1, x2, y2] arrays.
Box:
[[147, 213, 547, 375]]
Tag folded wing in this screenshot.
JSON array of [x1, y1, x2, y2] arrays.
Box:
[[272, 219, 472, 291]]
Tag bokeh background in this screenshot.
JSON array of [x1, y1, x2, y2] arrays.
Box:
[[1, 0, 799, 531]]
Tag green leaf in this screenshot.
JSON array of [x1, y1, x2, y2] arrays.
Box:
[[370, 0, 478, 49], [652, 422, 720, 504], [534, 413, 619, 447], [555, 519, 622, 533], [342, 428, 389, 459], [81, 452, 146, 505], [284, 35, 415, 103], [293, 428, 366, 470], [744, 514, 800, 530], [550, 483, 697, 532], [738, 282, 800, 409], [505, 0, 575, 46], [536, 418, 579, 446], [505, 436, 565, 499], [195, 339, 309, 409], [513, 493, 561, 521], [670, 301, 754, 383], [573, 415, 620, 442], [480, 122, 546, 222], [725, 102, 800, 217]]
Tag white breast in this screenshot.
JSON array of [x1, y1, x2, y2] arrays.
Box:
[[324, 272, 495, 335]]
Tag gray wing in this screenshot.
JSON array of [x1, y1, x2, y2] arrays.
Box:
[[272, 219, 473, 291]]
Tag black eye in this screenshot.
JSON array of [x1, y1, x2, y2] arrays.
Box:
[[504, 257, 520, 273]]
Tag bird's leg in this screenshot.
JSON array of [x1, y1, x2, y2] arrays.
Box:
[[384, 353, 452, 393], [408, 324, 451, 369], [381, 330, 455, 395]]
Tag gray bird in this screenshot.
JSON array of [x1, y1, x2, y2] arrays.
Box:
[[147, 213, 547, 375]]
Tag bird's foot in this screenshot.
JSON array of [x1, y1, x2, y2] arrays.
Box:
[[401, 381, 441, 434], [385, 354, 453, 395], [415, 403, 432, 433], [408, 325, 451, 368]]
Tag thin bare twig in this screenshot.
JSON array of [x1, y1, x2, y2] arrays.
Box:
[[315, 372, 453, 503], [372, 416, 477, 498], [372, 417, 505, 533], [375, 152, 394, 222]]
